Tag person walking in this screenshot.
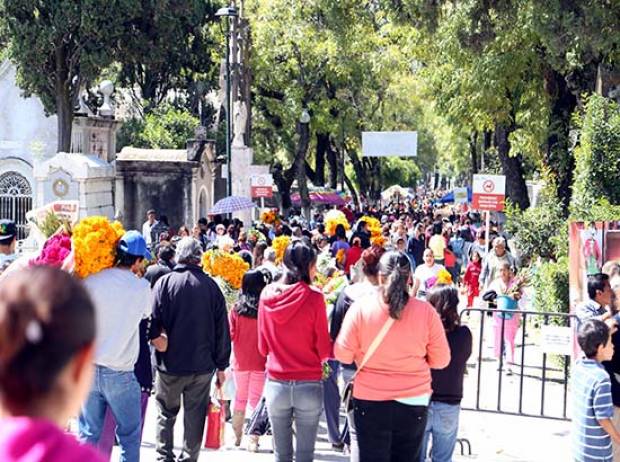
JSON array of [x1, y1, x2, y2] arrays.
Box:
[[229, 269, 271, 451], [0, 267, 105, 462], [327, 245, 386, 450], [144, 243, 175, 288], [463, 250, 482, 308], [335, 251, 450, 462], [412, 249, 445, 300], [150, 237, 231, 462], [258, 239, 332, 462], [78, 231, 153, 462], [142, 209, 158, 249], [420, 285, 472, 462], [479, 237, 515, 291]]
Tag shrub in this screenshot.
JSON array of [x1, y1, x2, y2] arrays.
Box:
[[116, 105, 200, 151], [570, 95, 620, 217], [531, 256, 569, 321]]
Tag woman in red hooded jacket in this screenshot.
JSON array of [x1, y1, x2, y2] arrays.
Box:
[[258, 238, 332, 462]]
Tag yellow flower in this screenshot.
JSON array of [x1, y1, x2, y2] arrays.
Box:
[[201, 250, 249, 290], [272, 235, 291, 264], [324, 210, 350, 236], [336, 248, 346, 265], [72, 216, 125, 278], [360, 216, 384, 247], [436, 268, 453, 285]]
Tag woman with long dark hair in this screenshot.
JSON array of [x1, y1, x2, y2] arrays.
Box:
[[421, 285, 472, 462], [335, 251, 450, 462], [258, 238, 332, 462], [230, 269, 272, 451], [0, 267, 105, 461]]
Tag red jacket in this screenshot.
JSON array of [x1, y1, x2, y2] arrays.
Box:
[[229, 308, 266, 371], [258, 282, 332, 381], [345, 245, 363, 275]]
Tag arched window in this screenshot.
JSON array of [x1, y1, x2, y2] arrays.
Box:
[[0, 171, 33, 240]]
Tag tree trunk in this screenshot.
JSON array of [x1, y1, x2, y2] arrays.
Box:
[[494, 123, 530, 210], [272, 162, 294, 217], [543, 67, 577, 212], [55, 46, 73, 153], [326, 143, 338, 189], [56, 86, 73, 153], [344, 172, 360, 209], [295, 121, 311, 220], [482, 130, 492, 171], [469, 131, 479, 181], [314, 133, 328, 187], [347, 148, 369, 201]]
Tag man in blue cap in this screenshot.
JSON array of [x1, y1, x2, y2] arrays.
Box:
[[0, 219, 17, 274], [79, 230, 156, 462]]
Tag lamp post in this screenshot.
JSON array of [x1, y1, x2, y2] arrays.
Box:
[[216, 5, 238, 198]]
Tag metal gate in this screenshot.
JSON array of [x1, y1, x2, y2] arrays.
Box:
[[0, 171, 33, 240], [460, 307, 577, 421]]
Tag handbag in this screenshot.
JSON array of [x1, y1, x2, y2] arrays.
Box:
[[204, 388, 226, 449], [245, 396, 271, 436], [341, 316, 395, 412]]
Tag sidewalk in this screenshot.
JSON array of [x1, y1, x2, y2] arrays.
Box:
[[112, 397, 570, 461]]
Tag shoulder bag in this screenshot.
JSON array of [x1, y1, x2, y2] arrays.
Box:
[[341, 316, 395, 412]]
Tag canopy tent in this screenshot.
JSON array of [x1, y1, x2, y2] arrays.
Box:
[[381, 185, 413, 201], [437, 187, 472, 204], [291, 191, 347, 206]]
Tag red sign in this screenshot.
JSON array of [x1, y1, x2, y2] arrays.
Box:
[[251, 186, 272, 198], [472, 175, 506, 211], [472, 194, 505, 211]]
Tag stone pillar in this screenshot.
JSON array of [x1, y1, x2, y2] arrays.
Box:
[[71, 116, 122, 163], [33, 152, 115, 219]]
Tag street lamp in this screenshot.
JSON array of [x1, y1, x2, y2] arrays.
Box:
[[216, 5, 238, 198]]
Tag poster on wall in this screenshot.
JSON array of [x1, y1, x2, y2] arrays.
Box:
[[568, 221, 620, 311]]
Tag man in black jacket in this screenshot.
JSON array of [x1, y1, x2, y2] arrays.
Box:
[[151, 237, 231, 462]]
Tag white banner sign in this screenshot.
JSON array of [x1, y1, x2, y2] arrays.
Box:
[[362, 131, 417, 157], [454, 187, 468, 204], [540, 325, 573, 356]]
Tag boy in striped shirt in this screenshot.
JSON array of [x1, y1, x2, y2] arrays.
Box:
[[573, 319, 620, 461]]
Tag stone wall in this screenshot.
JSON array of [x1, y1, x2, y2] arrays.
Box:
[[115, 149, 198, 231]]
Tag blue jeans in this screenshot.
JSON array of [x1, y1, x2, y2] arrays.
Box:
[[264, 378, 324, 462], [79, 366, 142, 462], [419, 401, 460, 462], [323, 360, 341, 444]]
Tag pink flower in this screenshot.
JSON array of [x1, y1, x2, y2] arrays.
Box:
[[31, 233, 72, 268]]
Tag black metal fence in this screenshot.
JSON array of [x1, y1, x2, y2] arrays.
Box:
[[460, 307, 577, 421]]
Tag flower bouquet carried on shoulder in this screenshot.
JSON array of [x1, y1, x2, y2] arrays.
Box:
[[202, 249, 250, 309], [71, 216, 125, 278]]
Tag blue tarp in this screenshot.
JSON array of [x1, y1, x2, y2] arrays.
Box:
[[438, 187, 472, 204]]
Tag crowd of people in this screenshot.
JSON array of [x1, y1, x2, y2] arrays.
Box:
[[0, 196, 531, 462]]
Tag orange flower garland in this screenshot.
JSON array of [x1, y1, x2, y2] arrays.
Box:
[[272, 235, 291, 264], [201, 249, 249, 290], [72, 216, 125, 278], [324, 210, 350, 236], [336, 248, 346, 265], [260, 209, 280, 225]]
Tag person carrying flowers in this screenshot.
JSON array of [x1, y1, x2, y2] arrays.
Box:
[[78, 230, 154, 462]]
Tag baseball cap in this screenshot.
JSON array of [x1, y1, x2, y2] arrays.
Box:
[[118, 230, 152, 260], [0, 219, 17, 242]]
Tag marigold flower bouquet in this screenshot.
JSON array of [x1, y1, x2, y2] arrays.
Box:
[[271, 235, 291, 264], [72, 216, 125, 278], [201, 249, 249, 290], [359, 215, 385, 247], [324, 210, 350, 236], [260, 209, 280, 226]]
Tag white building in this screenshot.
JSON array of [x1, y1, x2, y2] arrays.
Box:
[[0, 60, 58, 239]]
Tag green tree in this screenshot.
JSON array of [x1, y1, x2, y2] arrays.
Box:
[[570, 95, 620, 218], [115, 0, 219, 115], [1, 1, 139, 152], [117, 105, 199, 150]]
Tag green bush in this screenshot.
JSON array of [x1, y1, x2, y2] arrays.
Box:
[[116, 105, 200, 150], [505, 189, 567, 262], [532, 256, 569, 321], [570, 95, 620, 217]]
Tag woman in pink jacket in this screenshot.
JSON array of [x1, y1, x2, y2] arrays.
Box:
[[335, 251, 450, 462]]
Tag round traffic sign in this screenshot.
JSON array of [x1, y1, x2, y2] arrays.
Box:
[[483, 180, 495, 193]]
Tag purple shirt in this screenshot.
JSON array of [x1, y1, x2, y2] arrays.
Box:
[[0, 417, 106, 462]]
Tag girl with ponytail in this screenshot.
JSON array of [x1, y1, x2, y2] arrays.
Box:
[[335, 250, 451, 462]]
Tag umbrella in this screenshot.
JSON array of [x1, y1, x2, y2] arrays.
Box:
[[210, 196, 256, 215]]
